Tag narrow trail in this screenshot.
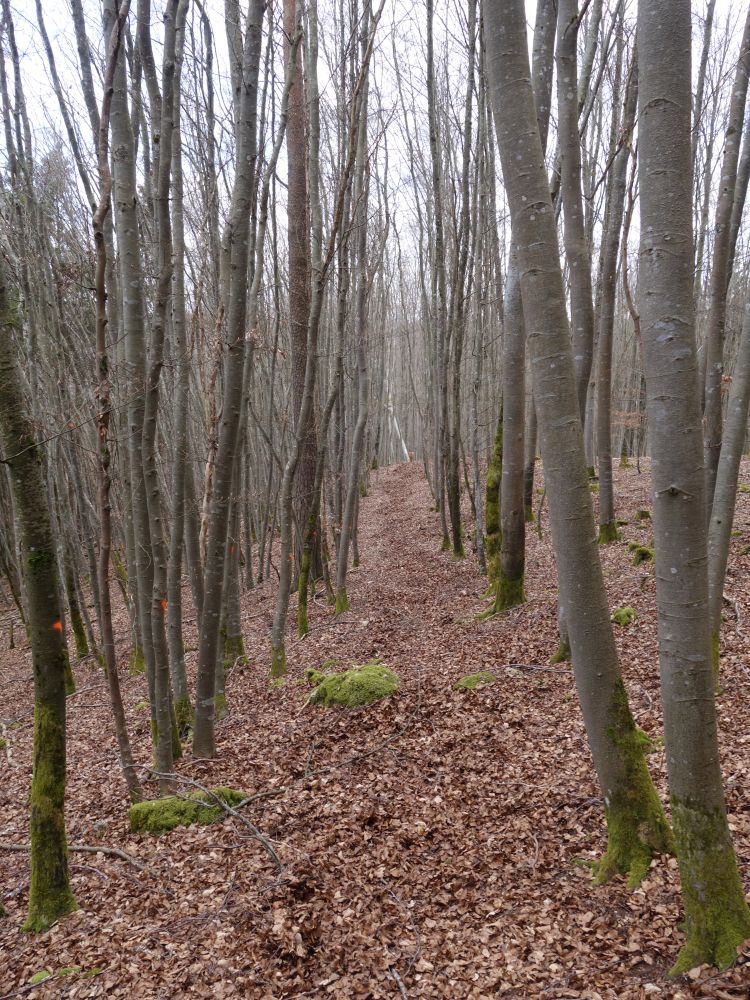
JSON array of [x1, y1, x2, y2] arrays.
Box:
[[1, 463, 749, 998]]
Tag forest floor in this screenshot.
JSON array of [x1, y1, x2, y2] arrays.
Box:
[[1, 462, 750, 1000]]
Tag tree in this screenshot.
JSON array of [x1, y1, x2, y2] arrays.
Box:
[[0, 256, 77, 931], [637, 0, 750, 971], [484, 0, 672, 887]]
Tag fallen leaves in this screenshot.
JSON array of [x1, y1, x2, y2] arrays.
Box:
[[1, 462, 750, 998]]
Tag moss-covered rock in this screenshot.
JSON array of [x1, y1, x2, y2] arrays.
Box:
[[629, 542, 654, 565], [454, 671, 497, 690], [635, 509, 651, 520], [739, 544, 750, 557], [737, 484, 750, 494], [611, 607, 637, 626], [128, 787, 246, 834], [308, 661, 400, 707]]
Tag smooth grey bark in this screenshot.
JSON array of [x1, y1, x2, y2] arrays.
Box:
[[166, 0, 192, 734], [707, 300, 750, 680], [557, 0, 596, 425], [193, 0, 264, 758], [703, 8, 750, 512], [637, 0, 750, 972], [596, 43, 637, 542], [485, 0, 672, 886]]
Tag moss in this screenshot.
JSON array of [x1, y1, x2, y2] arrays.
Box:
[[29, 970, 52, 985], [635, 509, 651, 521], [308, 661, 400, 708], [58, 966, 82, 977], [70, 614, 88, 660], [550, 636, 571, 665], [440, 535, 451, 553], [737, 484, 750, 494], [524, 505, 534, 523], [63, 653, 75, 696], [173, 695, 193, 738], [335, 587, 349, 614], [617, 519, 630, 527], [0, 737, 6, 750], [270, 643, 287, 679], [305, 667, 327, 686], [214, 691, 228, 722], [223, 634, 247, 673], [669, 799, 750, 975], [128, 787, 246, 834], [493, 574, 525, 613], [629, 543, 654, 566], [738, 545, 750, 557], [135, 700, 149, 712], [598, 521, 619, 544], [23, 702, 77, 932], [587, 467, 597, 480], [611, 607, 637, 627], [454, 671, 497, 690], [128, 644, 146, 676], [594, 680, 674, 888], [485, 412, 503, 585], [589, 482, 599, 493]]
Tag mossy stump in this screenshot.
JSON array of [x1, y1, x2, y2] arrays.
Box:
[[308, 661, 400, 707], [550, 636, 571, 665], [128, 787, 246, 835], [611, 607, 637, 627], [629, 543, 654, 566], [598, 521, 619, 544]]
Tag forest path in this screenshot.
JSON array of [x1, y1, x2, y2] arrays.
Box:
[[2, 463, 750, 998]]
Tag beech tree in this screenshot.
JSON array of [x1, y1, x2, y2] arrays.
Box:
[[637, 0, 750, 970], [484, 0, 672, 888]]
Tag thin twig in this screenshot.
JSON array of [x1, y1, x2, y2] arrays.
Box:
[[389, 966, 409, 999], [0, 842, 145, 870], [140, 768, 284, 874]]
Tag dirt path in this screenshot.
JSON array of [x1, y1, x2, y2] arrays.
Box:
[[1, 463, 749, 998]]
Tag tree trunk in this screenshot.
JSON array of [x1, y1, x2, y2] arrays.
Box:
[[485, 0, 673, 887], [637, 0, 750, 971], [0, 259, 77, 932]]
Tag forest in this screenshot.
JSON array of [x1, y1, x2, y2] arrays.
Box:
[[1, 0, 750, 996]]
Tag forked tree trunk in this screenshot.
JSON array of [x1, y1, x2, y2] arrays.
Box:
[[484, 0, 673, 887], [637, 0, 750, 972]]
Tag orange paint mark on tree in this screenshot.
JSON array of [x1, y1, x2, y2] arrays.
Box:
[[52, 620, 63, 632]]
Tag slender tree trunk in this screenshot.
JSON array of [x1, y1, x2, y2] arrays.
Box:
[[193, 0, 264, 757], [485, 0, 673, 886], [638, 0, 750, 972], [596, 43, 636, 543], [703, 9, 750, 511], [0, 259, 77, 931]]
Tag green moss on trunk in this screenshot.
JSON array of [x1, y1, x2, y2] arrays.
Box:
[[271, 643, 287, 679], [63, 654, 75, 696], [493, 573, 525, 613], [335, 587, 349, 614], [223, 634, 247, 673], [173, 695, 193, 738], [669, 799, 750, 974], [598, 520, 619, 544], [128, 644, 146, 676], [550, 636, 571, 664], [594, 680, 674, 888], [485, 410, 503, 584], [23, 704, 77, 931]]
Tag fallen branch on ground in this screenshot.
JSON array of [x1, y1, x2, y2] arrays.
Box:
[[0, 841, 145, 870]]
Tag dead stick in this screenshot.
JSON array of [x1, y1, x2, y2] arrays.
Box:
[[0, 842, 145, 870]]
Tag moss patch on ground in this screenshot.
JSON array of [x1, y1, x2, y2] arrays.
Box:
[[611, 607, 637, 626], [629, 542, 654, 566], [307, 661, 400, 707], [128, 787, 246, 834], [454, 671, 498, 690]]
